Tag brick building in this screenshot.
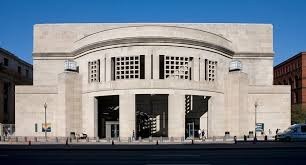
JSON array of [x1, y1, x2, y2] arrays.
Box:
[[274, 52, 306, 106], [0, 48, 33, 124]]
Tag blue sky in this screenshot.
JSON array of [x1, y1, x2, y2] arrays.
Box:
[[0, 0, 305, 65]]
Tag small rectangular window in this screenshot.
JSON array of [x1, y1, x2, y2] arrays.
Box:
[[4, 58, 9, 66], [140, 55, 145, 79], [18, 66, 21, 74], [35, 123, 38, 132], [26, 69, 29, 77], [301, 126, 306, 133], [159, 55, 164, 79]]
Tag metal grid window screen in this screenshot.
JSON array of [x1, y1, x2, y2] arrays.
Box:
[[207, 60, 217, 81], [88, 60, 100, 83], [164, 56, 191, 79], [115, 56, 140, 80]]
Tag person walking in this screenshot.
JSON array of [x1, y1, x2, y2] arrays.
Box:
[[202, 129, 206, 140], [198, 129, 202, 140]]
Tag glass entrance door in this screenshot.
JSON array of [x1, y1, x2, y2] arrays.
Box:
[[187, 122, 194, 139], [111, 124, 119, 138]]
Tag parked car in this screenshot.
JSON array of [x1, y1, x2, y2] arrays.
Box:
[[276, 124, 306, 142]]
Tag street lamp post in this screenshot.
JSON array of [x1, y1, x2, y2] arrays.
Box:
[[44, 102, 47, 141], [254, 101, 258, 140]]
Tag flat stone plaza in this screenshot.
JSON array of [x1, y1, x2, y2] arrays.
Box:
[[15, 23, 290, 140]]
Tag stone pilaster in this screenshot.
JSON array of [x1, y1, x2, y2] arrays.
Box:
[[168, 94, 185, 138], [119, 94, 135, 140]]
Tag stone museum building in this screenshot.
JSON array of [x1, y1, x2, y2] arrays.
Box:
[[15, 23, 291, 139]]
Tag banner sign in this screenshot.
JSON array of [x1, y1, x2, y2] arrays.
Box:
[[256, 123, 264, 132], [42, 123, 51, 132]]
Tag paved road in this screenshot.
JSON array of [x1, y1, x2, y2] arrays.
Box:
[[0, 143, 305, 165]]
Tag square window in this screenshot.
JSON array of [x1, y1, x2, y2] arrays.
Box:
[[131, 57, 134, 60], [131, 75, 134, 78], [121, 76, 124, 79], [135, 75, 139, 78], [171, 57, 174, 60]]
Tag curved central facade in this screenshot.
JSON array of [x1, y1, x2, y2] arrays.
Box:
[[16, 23, 290, 139]]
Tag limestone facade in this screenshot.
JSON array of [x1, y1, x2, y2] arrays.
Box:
[[15, 23, 290, 139]]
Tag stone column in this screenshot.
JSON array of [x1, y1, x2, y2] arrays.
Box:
[[192, 57, 200, 81], [152, 54, 159, 79], [145, 54, 152, 80], [105, 55, 111, 82], [57, 71, 82, 137], [119, 94, 135, 140], [168, 94, 185, 138]]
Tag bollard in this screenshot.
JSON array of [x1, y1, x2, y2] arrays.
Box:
[[170, 137, 174, 142], [24, 136, 27, 142], [28, 140, 31, 146], [234, 136, 237, 144], [264, 135, 268, 141], [253, 137, 257, 144], [118, 137, 120, 142], [0, 136, 1, 141], [111, 140, 114, 145], [69, 137, 72, 143], [86, 137, 89, 142], [191, 139, 194, 145], [55, 137, 58, 143], [149, 136, 153, 143], [244, 135, 247, 142], [15, 137, 18, 142], [66, 138, 69, 146], [160, 136, 163, 143], [156, 140, 159, 145]]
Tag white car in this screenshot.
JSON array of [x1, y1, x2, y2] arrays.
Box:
[[276, 124, 306, 142]]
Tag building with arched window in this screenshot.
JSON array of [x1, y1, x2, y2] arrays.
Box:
[[15, 23, 290, 139]]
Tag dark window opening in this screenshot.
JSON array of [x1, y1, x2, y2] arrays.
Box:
[[35, 123, 38, 132], [26, 70, 29, 78], [140, 55, 145, 79], [159, 55, 164, 79], [204, 59, 207, 80], [4, 58, 9, 66], [18, 66, 21, 74], [151, 55, 153, 79], [111, 57, 115, 80]]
